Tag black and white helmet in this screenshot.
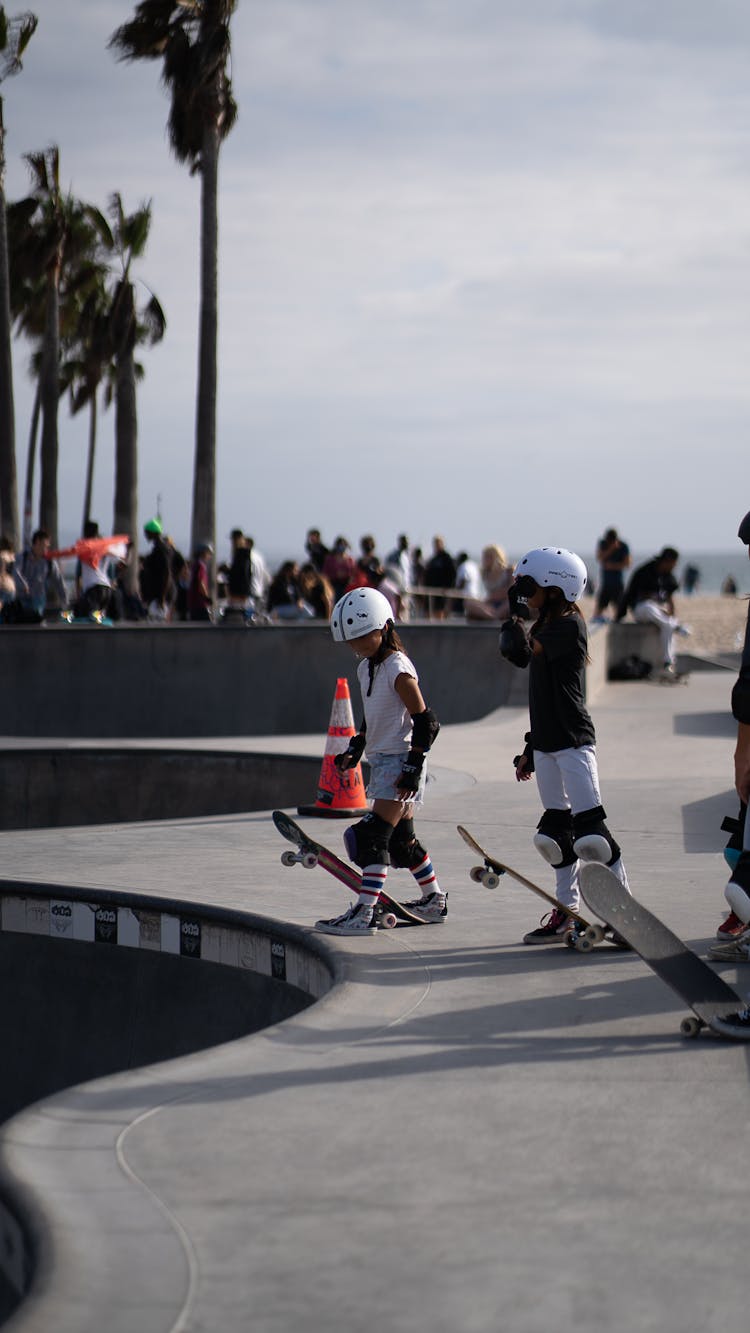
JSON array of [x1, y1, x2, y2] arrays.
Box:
[[738, 511, 750, 545], [514, 547, 588, 603], [331, 587, 394, 641]]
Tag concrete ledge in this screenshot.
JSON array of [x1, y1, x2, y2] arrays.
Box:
[[606, 621, 663, 676], [0, 749, 326, 830], [0, 622, 521, 738], [584, 621, 608, 701]]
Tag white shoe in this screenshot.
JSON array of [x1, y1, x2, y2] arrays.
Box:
[[707, 933, 750, 963], [710, 1007, 750, 1038], [315, 903, 377, 936], [402, 892, 448, 923]]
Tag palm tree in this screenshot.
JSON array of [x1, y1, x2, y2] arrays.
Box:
[[8, 149, 104, 544], [0, 6, 36, 547], [105, 193, 166, 589], [66, 273, 112, 533], [109, 0, 237, 570]]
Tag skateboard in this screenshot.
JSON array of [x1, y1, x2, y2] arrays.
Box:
[[272, 809, 431, 928], [580, 863, 750, 1039], [456, 824, 612, 953]]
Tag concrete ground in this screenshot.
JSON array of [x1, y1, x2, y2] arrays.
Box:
[[0, 668, 747, 1333]]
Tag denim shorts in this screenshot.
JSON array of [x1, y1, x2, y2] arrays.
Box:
[[366, 752, 426, 807]]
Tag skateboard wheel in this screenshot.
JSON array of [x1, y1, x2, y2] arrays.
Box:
[[301, 851, 319, 869], [575, 935, 595, 953], [281, 850, 297, 867], [585, 924, 605, 945], [469, 866, 484, 884], [680, 1016, 703, 1038], [482, 871, 500, 890], [381, 912, 398, 930], [564, 931, 578, 950]]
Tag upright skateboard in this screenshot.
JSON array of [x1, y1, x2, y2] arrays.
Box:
[[580, 864, 750, 1039], [456, 824, 613, 953], [272, 810, 432, 928]]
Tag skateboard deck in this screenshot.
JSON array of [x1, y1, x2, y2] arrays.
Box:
[[272, 810, 430, 927], [580, 864, 750, 1039], [456, 824, 612, 953]]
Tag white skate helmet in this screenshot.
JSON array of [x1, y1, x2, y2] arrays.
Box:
[[331, 587, 394, 641], [514, 547, 588, 603]]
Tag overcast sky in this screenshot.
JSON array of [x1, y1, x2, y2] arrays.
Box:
[[5, 0, 750, 561]]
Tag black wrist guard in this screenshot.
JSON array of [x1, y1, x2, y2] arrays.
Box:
[[499, 619, 531, 668], [508, 580, 533, 620], [411, 707, 440, 751], [334, 730, 366, 772], [398, 748, 425, 794], [513, 732, 535, 774]]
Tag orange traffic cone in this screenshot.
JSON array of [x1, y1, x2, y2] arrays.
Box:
[[297, 677, 369, 818]]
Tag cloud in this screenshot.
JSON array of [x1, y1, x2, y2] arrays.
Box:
[[5, 0, 750, 555]]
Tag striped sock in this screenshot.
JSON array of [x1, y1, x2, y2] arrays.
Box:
[[360, 864, 388, 909], [411, 854, 441, 899]]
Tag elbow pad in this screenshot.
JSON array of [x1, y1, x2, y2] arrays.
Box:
[[499, 620, 531, 668], [411, 708, 440, 751]]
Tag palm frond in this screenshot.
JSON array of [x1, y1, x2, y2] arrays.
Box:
[[140, 292, 166, 344]]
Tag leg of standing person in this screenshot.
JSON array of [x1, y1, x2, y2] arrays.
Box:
[[389, 809, 447, 922], [523, 750, 579, 942], [709, 809, 750, 960], [524, 746, 630, 944]]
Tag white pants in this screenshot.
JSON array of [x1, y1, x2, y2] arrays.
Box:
[[633, 599, 677, 667], [534, 745, 629, 911]]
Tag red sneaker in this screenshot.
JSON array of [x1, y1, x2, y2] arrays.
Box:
[[523, 907, 572, 945], [717, 911, 746, 940]]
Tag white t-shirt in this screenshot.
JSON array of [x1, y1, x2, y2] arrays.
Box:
[[456, 558, 482, 599], [81, 559, 113, 592], [357, 650, 417, 755]]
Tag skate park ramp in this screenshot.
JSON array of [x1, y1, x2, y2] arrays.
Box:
[[0, 885, 333, 1125], [0, 749, 325, 830], [0, 884, 335, 1322]]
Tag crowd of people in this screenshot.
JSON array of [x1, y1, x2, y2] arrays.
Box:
[[0, 524, 524, 626], [0, 522, 733, 650]]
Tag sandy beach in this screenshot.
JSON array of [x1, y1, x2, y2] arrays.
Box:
[[589, 593, 748, 659]]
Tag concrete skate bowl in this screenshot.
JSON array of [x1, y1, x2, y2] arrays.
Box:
[[0, 749, 328, 830], [0, 882, 338, 1325]]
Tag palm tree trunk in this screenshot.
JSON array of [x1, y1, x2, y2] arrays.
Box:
[[39, 269, 60, 544], [113, 297, 138, 596], [0, 103, 18, 547], [190, 119, 219, 575], [81, 390, 97, 534], [22, 378, 41, 549]]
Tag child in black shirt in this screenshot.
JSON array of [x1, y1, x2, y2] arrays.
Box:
[[500, 546, 631, 943]]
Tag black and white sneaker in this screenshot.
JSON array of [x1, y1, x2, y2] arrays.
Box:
[[402, 892, 448, 924], [707, 933, 750, 963], [523, 908, 573, 945], [315, 903, 377, 936], [710, 1007, 750, 1039]]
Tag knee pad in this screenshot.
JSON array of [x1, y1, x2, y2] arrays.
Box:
[[533, 809, 576, 868], [572, 805, 621, 867], [725, 851, 750, 923], [389, 818, 428, 870], [343, 813, 393, 868]]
